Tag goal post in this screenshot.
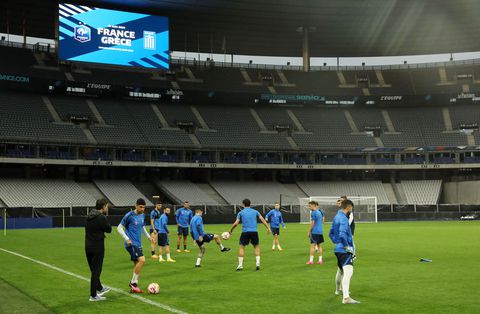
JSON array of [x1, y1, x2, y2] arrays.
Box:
[[299, 196, 378, 224]]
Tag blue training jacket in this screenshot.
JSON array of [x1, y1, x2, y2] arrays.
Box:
[[329, 210, 354, 253], [265, 209, 285, 228], [176, 207, 193, 228], [190, 215, 205, 240], [158, 213, 169, 234]]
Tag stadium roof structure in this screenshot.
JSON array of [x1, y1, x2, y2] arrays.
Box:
[[3, 0, 480, 57]]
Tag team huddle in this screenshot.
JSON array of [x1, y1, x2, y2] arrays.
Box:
[[93, 196, 359, 305]]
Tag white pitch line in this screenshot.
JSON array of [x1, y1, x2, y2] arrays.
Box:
[[0, 247, 187, 314]]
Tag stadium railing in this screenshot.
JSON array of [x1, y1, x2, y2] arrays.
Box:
[[170, 55, 480, 72], [3, 38, 480, 72]]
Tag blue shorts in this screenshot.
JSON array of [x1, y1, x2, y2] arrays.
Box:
[[158, 233, 169, 246], [271, 227, 280, 235], [310, 234, 324, 244], [195, 233, 214, 247], [125, 245, 143, 261], [177, 226, 189, 236], [335, 252, 354, 269]]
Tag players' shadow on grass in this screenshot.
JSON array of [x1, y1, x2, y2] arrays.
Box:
[[49, 293, 123, 313], [0, 277, 53, 314]]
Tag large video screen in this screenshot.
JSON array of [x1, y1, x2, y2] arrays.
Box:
[[58, 3, 169, 69]]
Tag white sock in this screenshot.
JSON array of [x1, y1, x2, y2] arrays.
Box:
[[131, 273, 139, 284], [220, 244, 225, 250], [166, 253, 171, 259], [309, 255, 314, 263], [272, 243, 275, 249], [277, 244, 282, 249], [319, 256, 323, 262], [342, 265, 353, 299], [196, 257, 201, 266], [238, 257, 243, 267], [335, 268, 344, 291], [159, 255, 164, 260], [255, 256, 260, 266]]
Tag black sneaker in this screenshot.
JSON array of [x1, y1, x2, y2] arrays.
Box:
[[221, 247, 231, 252], [256, 266, 260, 271], [236, 266, 243, 271], [195, 265, 201, 268]]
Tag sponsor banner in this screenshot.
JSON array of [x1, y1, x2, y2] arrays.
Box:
[[259, 94, 325, 104], [48, 80, 117, 96], [58, 3, 169, 69], [0, 73, 31, 83], [449, 93, 480, 103], [257, 94, 414, 106], [86, 82, 112, 90], [3, 70, 480, 108]]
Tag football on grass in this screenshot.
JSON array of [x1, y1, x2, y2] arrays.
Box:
[[148, 282, 160, 294], [221, 232, 230, 240]]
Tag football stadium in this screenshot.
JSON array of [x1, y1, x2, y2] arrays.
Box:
[[1, 0, 480, 313]]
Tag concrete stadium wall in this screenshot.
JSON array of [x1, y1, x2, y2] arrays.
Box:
[[443, 181, 480, 204]]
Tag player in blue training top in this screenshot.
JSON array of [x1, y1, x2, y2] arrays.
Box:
[[190, 208, 230, 268], [149, 201, 162, 259], [307, 200, 326, 265], [117, 198, 151, 293], [176, 201, 193, 253], [329, 199, 360, 305], [228, 198, 271, 271], [156, 207, 176, 263], [265, 202, 286, 251]]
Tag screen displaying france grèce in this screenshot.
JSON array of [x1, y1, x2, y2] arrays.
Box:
[[58, 3, 169, 69]]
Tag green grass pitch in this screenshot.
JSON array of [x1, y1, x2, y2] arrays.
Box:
[[0, 221, 479, 313]]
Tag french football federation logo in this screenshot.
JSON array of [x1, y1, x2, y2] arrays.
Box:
[[74, 25, 91, 43]]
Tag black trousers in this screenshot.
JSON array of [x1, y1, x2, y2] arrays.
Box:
[[85, 248, 104, 297]]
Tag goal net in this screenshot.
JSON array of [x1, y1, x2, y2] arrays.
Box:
[[299, 196, 378, 224]]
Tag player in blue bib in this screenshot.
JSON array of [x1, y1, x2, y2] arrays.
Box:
[[265, 202, 286, 251], [228, 198, 271, 271], [117, 198, 151, 293], [190, 208, 230, 268], [149, 201, 162, 259], [329, 199, 360, 304], [176, 201, 193, 253], [307, 200, 325, 265], [156, 207, 176, 263]]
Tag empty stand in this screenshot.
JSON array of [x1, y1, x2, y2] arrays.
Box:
[[126, 102, 194, 147], [94, 180, 153, 207], [297, 181, 390, 204], [401, 180, 442, 204], [156, 180, 220, 205], [89, 100, 148, 146], [291, 107, 377, 149], [210, 181, 304, 205], [196, 106, 292, 149], [0, 179, 96, 207], [0, 91, 89, 144], [0, 90, 476, 150], [50, 96, 97, 123]]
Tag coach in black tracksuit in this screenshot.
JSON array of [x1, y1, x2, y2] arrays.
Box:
[[85, 199, 112, 300]]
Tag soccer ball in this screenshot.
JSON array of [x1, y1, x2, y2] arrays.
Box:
[[148, 282, 160, 294], [221, 232, 230, 240]]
